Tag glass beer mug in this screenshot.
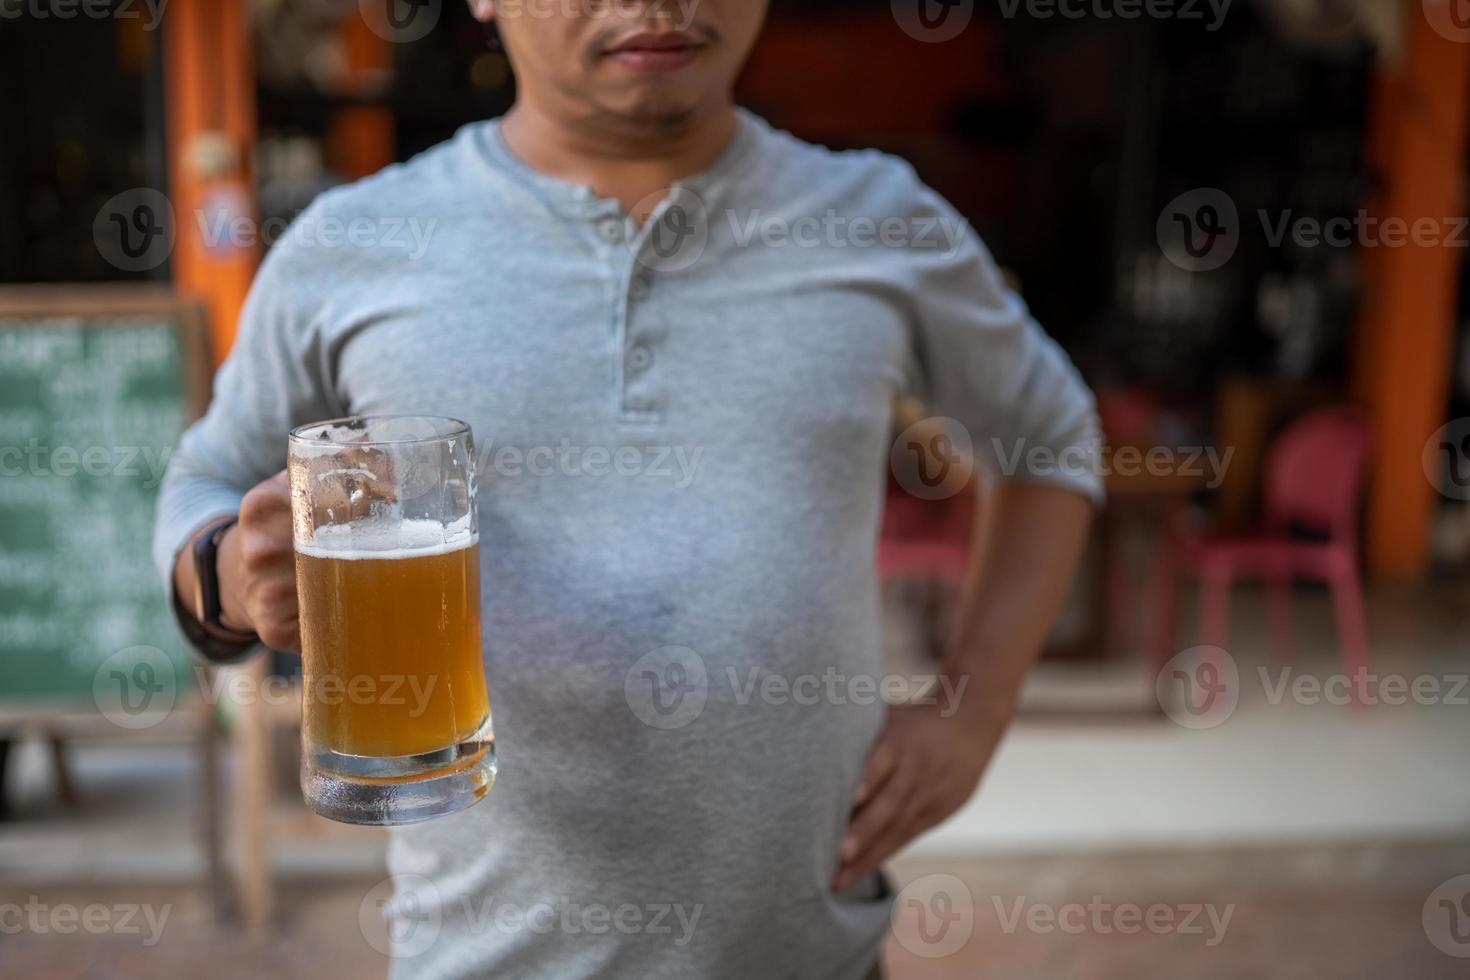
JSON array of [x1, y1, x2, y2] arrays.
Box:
[[288, 416, 495, 825]]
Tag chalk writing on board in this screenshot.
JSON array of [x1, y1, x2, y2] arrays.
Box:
[[0, 316, 193, 701]]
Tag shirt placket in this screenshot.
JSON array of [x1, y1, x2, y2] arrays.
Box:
[[591, 205, 662, 423]]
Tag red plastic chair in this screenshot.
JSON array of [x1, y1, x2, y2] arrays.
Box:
[[877, 479, 976, 662], [876, 479, 975, 584], [1147, 407, 1373, 676]]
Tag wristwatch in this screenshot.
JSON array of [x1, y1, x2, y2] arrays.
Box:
[[191, 515, 259, 643]]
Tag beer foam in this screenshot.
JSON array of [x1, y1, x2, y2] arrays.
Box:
[[296, 516, 476, 560]]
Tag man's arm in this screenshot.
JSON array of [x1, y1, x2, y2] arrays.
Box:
[[940, 482, 1094, 720], [833, 162, 1103, 890], [152, 201, 340, 659], [832, 482, 1091, 891]]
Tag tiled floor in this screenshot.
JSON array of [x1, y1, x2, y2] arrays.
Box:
[[0, 877, 390, 979], [2, 582, 1467, 977], [886, 842, 1470, 979], [3, 840, 1465, 979]]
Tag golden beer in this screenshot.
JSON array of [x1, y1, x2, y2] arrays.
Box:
[[289, 415, 494, 825], [295, 531, 488, 759]]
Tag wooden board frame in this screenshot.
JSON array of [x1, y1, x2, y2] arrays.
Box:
[[0, 284, 213, 420]]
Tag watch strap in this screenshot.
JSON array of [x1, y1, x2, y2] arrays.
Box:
[[193, 515, 258, 643]]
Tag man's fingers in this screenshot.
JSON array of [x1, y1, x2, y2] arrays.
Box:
[[836, 801, 923, 889], [259, 616, 301, 654], [835, 724, 906, 890], [853, 735, 898, 808], [838, 773, 906, 871]]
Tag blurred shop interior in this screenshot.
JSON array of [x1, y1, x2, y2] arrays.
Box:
[[1, 1, 1469, 977]]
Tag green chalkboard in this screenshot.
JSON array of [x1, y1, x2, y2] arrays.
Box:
[[0, 287, 209, 710]]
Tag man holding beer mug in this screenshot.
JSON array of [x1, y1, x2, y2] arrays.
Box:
[[155, 1, 1101, 976]]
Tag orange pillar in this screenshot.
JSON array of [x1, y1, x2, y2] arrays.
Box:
[[163, 0, 274, 934], [164, 0, 259, 365], [1353, 16, 1470, 580], [327, 14, 395, 180]]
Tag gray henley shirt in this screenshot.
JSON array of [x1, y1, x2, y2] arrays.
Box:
[[153, 108, 1102, 980]]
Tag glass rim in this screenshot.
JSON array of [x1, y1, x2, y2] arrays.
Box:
[[288, 415, 472, 448]]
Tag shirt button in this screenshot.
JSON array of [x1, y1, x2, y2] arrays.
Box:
[[628, 346, 653, 372], [629, 276, 650, 299], [598, 219, 624, 243]]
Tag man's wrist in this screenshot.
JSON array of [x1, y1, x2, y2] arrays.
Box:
[[168, 517, 259, 663], [185, 516, 257, 642], [937, 652, 1025, 735], [214, 524, 252, 633]]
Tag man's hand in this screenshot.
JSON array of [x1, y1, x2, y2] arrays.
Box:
[[172, 469, 301, 653], [832, 482, 1094, 892], [832, 701, 1006, 892], [219, 470, 300, 652]]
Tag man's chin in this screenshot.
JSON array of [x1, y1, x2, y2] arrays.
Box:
[[600, 92, 708, 132]]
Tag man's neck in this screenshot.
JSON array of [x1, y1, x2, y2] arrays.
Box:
[[499, 100, 738, 220]]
